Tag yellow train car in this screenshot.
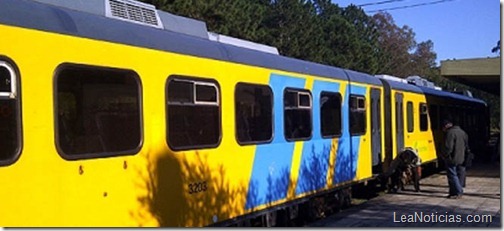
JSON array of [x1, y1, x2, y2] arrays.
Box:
[[380, 79, 436, 165], [0, 0, 488, 227], [0, 0, 389, 227]]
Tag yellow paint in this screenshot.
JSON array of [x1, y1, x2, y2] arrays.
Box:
[[287, 141, 305, 199], [401, 92, 437, 163], [304, 78, 314, 92], [0, 24, 266, 227], [325, 138, 339, 187]]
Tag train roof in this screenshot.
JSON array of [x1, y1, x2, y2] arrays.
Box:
[[380, 78, 424, 94], [380, 77, 486, 106], [345, 70, 383, 86], [0, 0, 379, 84], [418, 85, 487, 105]]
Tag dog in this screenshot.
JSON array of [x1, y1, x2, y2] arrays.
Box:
[[381, 148, 422, 193]]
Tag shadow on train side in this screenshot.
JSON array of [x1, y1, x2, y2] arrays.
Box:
[[246, 167, 291, 210], [130, 150, 249, 227], [295, 139, 355, 201], [128, 138, 356, 227], [296, 143, 332, 194]]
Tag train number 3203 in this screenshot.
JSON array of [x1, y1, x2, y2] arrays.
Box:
[[188, 181, 207, 194]]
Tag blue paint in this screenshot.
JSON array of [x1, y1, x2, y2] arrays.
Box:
[[295, 80, 340, 195], [333, 84, 367, 184], [245, 74, 305, 210]]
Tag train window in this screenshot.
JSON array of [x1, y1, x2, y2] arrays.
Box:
[[350, 95, 366, 135], [284, 88, 312, 141], [407, 101, 413, 133], [235, 83, 273, 144], [55, 64, 142, 159], [0, 60, 21, 166], [419, 103, 428, 131], [320, 92, 342, 138], [195, 83, 218, 103], [429, 105, 439, 130], [167, 76, 221, 150]]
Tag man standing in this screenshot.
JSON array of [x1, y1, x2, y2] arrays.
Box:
[[442, 119, 468, 199]]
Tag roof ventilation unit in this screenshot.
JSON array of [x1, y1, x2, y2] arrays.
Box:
[[374, 74, 409, 84], [105, 0, 163, 29]]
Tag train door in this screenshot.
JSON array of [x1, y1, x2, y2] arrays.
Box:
[[370, 88, 382, 174], [395, 92, 404, 156]]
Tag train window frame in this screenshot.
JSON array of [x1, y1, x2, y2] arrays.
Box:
[[234, 82, 274, 145], [0, 57, 22, 167], [407, 101, 414, 133], [419, 103, 428, 132], [350, 94, 366, 135], [320, 91, 342, 138], [54, 63, 143, 160], [0, 61, 17, 98], [166, 75, 222, 151], [284, 88, 313, 141]]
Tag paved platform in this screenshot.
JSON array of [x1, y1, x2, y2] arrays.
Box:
[[310, 161, 501, 227]]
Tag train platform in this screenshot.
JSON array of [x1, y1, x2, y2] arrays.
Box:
[[309, 161, 501, 227]]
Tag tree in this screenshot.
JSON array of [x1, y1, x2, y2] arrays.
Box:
[[260, 0, 327, 62], [409, 40, 437, 77], [340, 5, 380, 73], [141, 0, 269, 42], [371, 12, 416, 77]]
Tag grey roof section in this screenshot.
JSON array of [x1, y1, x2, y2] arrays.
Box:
[[380, 78, 486, 105], [31, 0, 106, 15], [381, 78, 424, 94], [0, 0, 353, 82], [157, 10, 209, 39], [221, 44, 348, 81], [344, 70, 382, 86], [209, 32, 279, 55], [32, 0, 208, 39], [419, 86, 486, 105], [1, 0, 228, 60]]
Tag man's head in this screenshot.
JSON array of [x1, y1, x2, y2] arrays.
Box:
[[441, 119, 453, 132]]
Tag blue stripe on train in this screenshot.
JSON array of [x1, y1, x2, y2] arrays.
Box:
[[333, 84, 367, 184], [245, 74, 305, 210], [295, 80, 340, 195]]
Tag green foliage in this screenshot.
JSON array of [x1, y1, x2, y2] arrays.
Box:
[[260, 0, 324, 61]]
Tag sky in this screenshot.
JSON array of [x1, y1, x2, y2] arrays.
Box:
[[332, 0, 501, 65]]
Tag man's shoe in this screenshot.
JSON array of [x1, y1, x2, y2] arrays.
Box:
[[447, 194, 463, 199]]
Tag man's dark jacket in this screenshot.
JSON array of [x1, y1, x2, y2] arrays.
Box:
[[444, 125, 468, 165]]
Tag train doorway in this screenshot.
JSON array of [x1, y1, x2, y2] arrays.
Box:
[[395, 93, 404, 157], [370, 88, 382, 174]]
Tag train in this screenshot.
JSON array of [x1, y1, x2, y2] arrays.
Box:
[[0, 0, 489, 227]]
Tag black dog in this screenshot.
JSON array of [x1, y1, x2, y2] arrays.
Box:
[[381, 148, 421, 193]]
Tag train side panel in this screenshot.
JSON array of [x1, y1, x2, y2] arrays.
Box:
[[400, 92, 437, 163], [0, 23, 378, 227]]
